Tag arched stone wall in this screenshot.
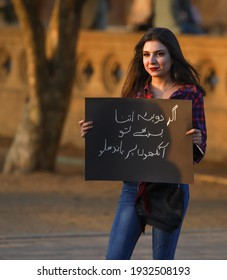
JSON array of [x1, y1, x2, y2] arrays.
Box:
[[0, 27, 226, 162]]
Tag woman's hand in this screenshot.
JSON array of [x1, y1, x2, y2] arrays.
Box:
[[79, 120, 93, 138], [186, 128, 202, 145]]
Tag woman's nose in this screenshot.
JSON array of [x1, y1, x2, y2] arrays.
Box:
[[150, 55, 156, 64]]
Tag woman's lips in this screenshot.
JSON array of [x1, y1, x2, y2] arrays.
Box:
[[149, 67, 159, 71]]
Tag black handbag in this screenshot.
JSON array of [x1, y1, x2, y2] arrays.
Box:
[[135, 182, 184, 232]]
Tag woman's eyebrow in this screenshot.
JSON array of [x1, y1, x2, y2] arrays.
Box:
[[143, 49, 166, 53]]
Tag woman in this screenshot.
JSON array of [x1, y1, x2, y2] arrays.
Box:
[[79, 27, 207, 260]]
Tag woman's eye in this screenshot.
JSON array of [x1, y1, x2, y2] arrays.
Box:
[[157, 52, 165, 56], [143, 53, 150, 57]]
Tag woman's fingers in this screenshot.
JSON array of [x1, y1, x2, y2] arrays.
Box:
[[185, 129, 194, 135], [78, 120, 85, 126], [186, 128, 202, 145], [78, 120, 93, 138]]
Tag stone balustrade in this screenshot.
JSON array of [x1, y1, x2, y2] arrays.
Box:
[[0, 27, 226, 162]]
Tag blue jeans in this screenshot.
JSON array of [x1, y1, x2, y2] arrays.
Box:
[[106, 181, 189, 260]]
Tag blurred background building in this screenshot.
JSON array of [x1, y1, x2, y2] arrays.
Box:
[[0, 0, 227, 164]]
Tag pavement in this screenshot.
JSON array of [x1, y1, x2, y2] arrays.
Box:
[[0, 228, 227, 260], [0, 157, 227, 260]]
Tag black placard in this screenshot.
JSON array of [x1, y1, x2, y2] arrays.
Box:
[[85, 98, 193, 183]]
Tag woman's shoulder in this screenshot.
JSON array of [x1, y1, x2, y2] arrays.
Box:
[[171, 83, 204, 101], [180, 83, 200, 92], [179, 84, 204, 97]]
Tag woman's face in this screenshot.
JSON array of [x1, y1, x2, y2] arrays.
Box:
[[143, 40, 172, 80]]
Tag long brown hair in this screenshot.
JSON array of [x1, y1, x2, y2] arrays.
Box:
[[121, 27, 205, 97]]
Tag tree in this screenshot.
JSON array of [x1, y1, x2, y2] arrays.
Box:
[[3, 0, 86, 174]]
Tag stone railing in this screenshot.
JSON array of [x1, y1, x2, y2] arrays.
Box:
[[0, 27, 227, 162]]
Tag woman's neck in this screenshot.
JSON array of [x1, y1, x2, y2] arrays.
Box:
[[150, 78, 178, 99], [151, 77, 174, 91]]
